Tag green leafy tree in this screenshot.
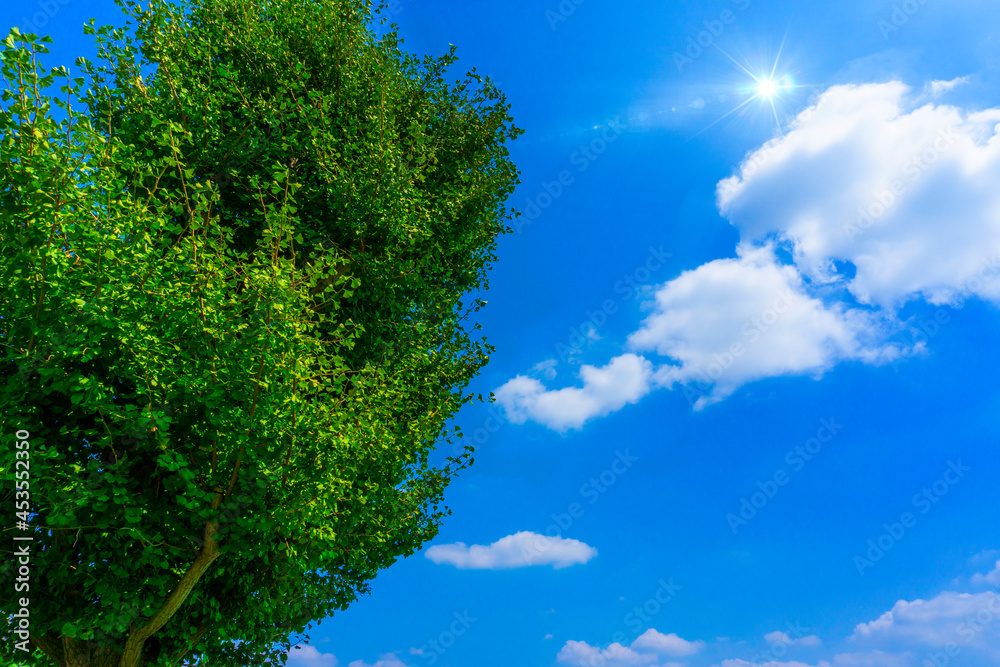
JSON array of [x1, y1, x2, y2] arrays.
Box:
[[0, 0, 522, 664]]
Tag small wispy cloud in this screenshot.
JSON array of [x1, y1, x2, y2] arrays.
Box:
[[926, 76, 970, 97], [764, 630, 822, 647], [347, 655, 409, 667], [970, 559, 1000, 587], [425, 531, 598, 570]]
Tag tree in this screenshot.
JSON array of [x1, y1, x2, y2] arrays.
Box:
[[0, 0, 522, 664]]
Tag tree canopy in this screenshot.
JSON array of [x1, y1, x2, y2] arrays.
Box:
[[0, 0, 522, 665]]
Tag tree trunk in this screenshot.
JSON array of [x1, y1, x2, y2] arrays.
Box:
[[30, 635, 124, 667]]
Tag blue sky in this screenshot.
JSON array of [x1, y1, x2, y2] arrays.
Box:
[[9, 0, 1000, 666]]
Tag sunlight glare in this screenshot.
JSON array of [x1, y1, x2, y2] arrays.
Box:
[[757, 78, 778, 99]]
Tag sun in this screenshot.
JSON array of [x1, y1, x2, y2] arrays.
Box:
[[692, 34, 809, 139], [756, 77, 779, 99]]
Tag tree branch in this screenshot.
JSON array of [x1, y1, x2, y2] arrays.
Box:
[[118, 494, 224, 667]]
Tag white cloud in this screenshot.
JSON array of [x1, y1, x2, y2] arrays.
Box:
[[533, 359, 559, 380], [425, 531, 597, 570], [628, 245, 906, 409], [764, 631, 822, 647], [718, 81, 1000, 310], [702, 591, 1000, 667], [927, 76, 970, 97], [632, 629, 705, 657], [826, 652, 912, 667], [347, 655, 409, 667], [715, 653, 910, 667], [971, 560, 1000, 587], [558, 640, 658, 666], [499, 79, 1000, 429], [568, 590, 1000, 667], [717, 660, 819, 667], [558, 631, 703, 667], [287, 646, 339, 667], [495, 354, 653, 430], [850, 591, 1000, 657]]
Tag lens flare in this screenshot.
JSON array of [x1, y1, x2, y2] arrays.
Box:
[[757, 78, 778, 99], [688, 32, 812, 140]]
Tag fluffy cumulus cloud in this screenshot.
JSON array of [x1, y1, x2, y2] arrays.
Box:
[[494, 354, 653, 430], [424, 531, 597, 570], [558, 641, 659, 666], [559, 570, 1000, 667], [287, 646, 339, 667], [715, 654, 910, 667], [558, 630, 704, 666], [628, 245, 906, 408], [822, 652, 912, 667], [716, 587, 1000, 664], [850, 591, 1000, 654], [717, 661, 817, 667], [497, 79, 1000, 428], [632, 629, 706, 657], [553, 574, 1000, 667], [718, 81, 1000, 309]]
